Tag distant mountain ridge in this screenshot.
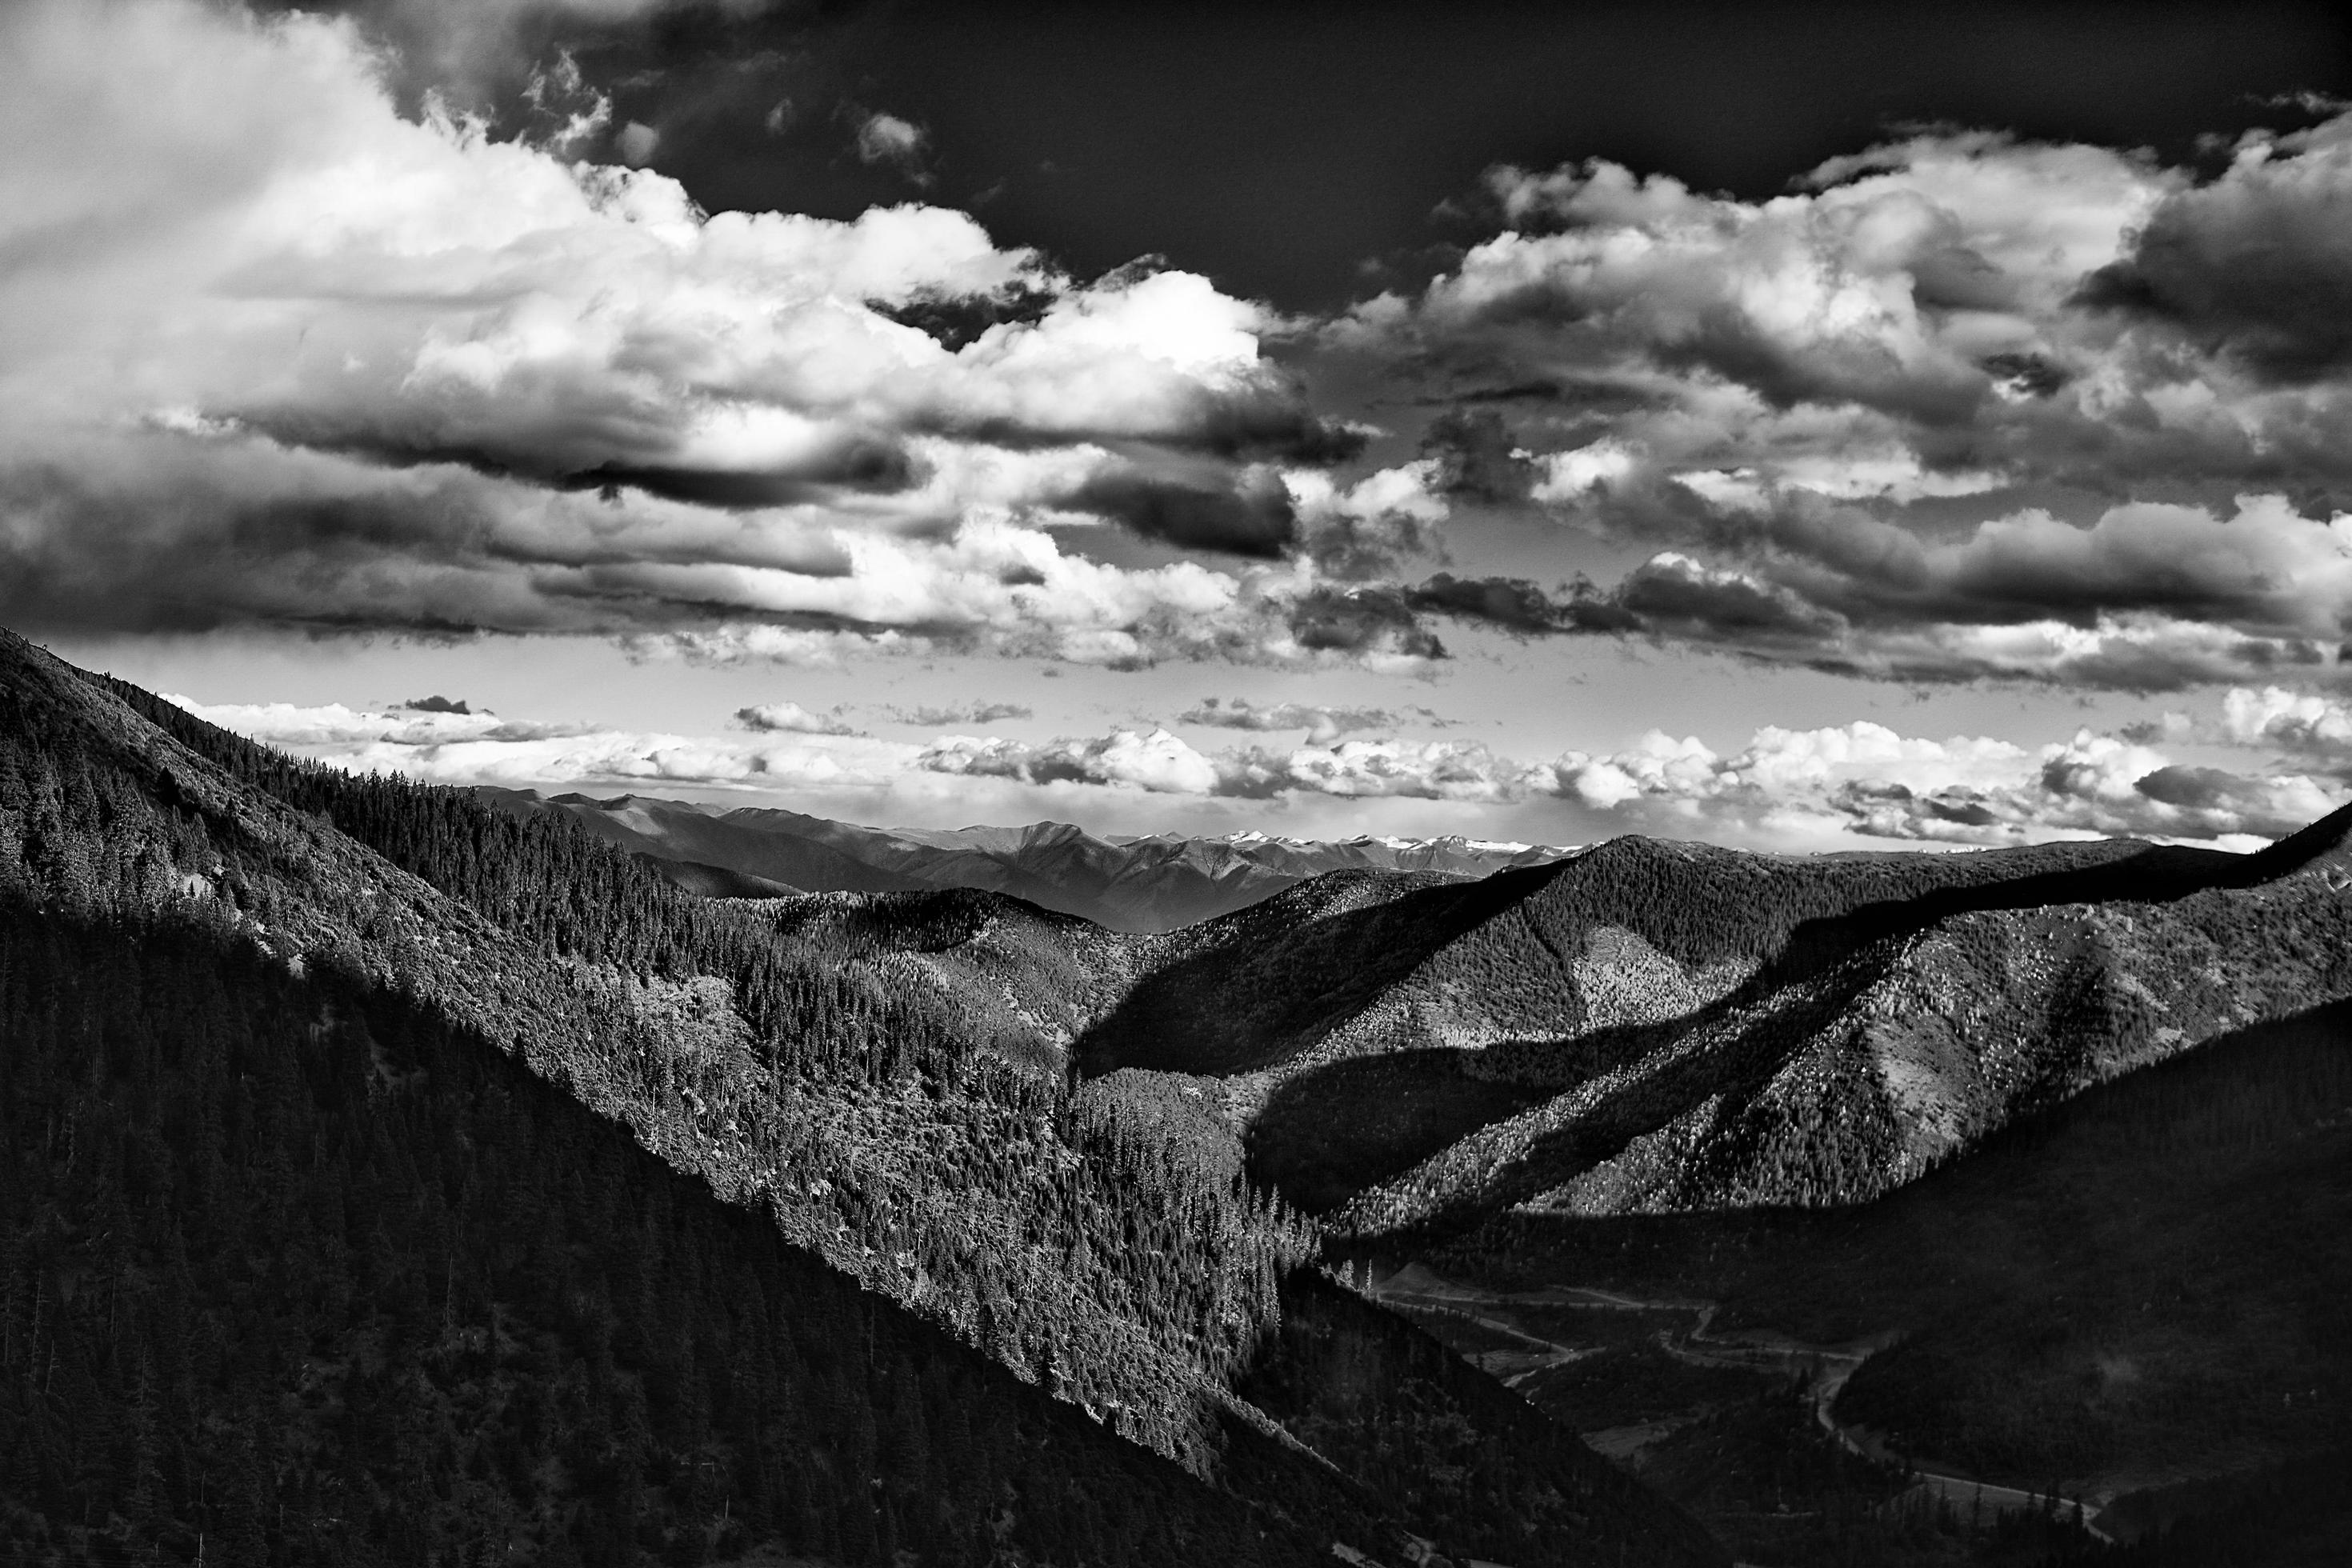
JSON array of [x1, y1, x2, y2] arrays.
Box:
[[1066, 820, 2352, 1236], [486, 786, 1572, 932]]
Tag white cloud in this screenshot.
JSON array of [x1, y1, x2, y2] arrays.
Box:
[[2222, 684, 2352, 754], [919, 727, 1223, 794], [0, 0, 1342, 651], [1551, 716, 2346, 846], [615, 120, 660, 165], [854, 111, 929, 173]]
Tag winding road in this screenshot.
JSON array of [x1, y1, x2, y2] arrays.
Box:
[[1366, 1265, 2114, 1545]]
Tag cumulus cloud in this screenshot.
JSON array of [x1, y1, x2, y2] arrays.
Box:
[[735, 700, 863, 736], [1220, 738, 1540, 802], [919, 727, 1224, 794], [2080, 118, 2352, 382], [1283, 460, 1450, 578], [1316, 117, 2352, 686], [1551, 718, 2343, 846], [0, 0, 1368, 662]]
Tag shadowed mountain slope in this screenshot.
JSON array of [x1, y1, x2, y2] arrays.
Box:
[[1414, 997, 2352, 1557], [0, 630, 1723, 1568], [0, 910, 1374, 1568]]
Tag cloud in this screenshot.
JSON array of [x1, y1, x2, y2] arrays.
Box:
[[1550, 718, 2343, 846], [168, 683, 2347, 854], [919, 727, 1223, 794], [2079, 118, 2352, 382], [1379, 493, 2352, 691], [1065, 461, 1297, 557], [322, 0, 788, 106], [1284, 586, 1448, 662], [1178, 697, 1404, 744], [1283, 461, 1449, 578], [615, 119, 660, 165], [735, 700, 863, 736], [854, 110, 930, 174], [1419, 408, 1539, 504], [1383, 134, 2166, 428], [886, 701, 1032, 726], [162, 696, 582, 748], [1313, 117, 2352, 687], [1219, 739, 1540, 802], [0, 0, 1355, 658]]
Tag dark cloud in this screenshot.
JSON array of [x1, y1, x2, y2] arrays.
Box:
[[2078, 123, 2352, 382], [1614, 554, 1842, 644], [870, 284, 1058, 351], [1978, 351, 2070, 398], [567, 450, 922, 509], [1066, 464, 1296, 557], [1400, 572, 1629, 636], [402, 694, 473, 714], [1286, 586, 1446, 660], [735, 700, 863, 736], [2131, 762, 2247, 810], [1418, 407, 1538, 504]]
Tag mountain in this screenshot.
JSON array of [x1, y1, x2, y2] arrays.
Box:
[[0, 630, 1722, 1568], [1403, 997, 2352, 1562], [1051, 808, 2352, 1560], [1067, 824, 2352, 1232], [490, 788, 1568, 933]]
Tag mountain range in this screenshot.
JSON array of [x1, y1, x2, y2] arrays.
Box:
[[0, 630, 1718, 1568], [489, 787, 1569, 933], [10, 625, 2351, 1565]]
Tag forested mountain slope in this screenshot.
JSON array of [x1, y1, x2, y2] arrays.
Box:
[[0, 911, 1366, 1568], [0, 630, 1722, 1568], [1065, 806, 2352, 1240]]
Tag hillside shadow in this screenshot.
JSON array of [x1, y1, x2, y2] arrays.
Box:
[[1247, 1049, 1555, 1213], [1290, 807, 2352, 1234], [1761, 806, 2352, 990], [1075, 858, 1574, 1078]]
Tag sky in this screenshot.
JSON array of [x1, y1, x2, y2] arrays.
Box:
[[13, 0, 2352, 852]]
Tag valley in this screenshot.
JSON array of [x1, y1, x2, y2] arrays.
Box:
[[7, 628, 2351, 1565]]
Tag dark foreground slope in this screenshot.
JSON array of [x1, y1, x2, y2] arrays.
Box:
[[0, 630, 1722, 1568], [0, 911, 1354, 1567], [1400, 998, 2352, 1564]]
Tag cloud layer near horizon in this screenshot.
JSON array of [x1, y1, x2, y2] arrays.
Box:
[[170, 684, 2347, 854]]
